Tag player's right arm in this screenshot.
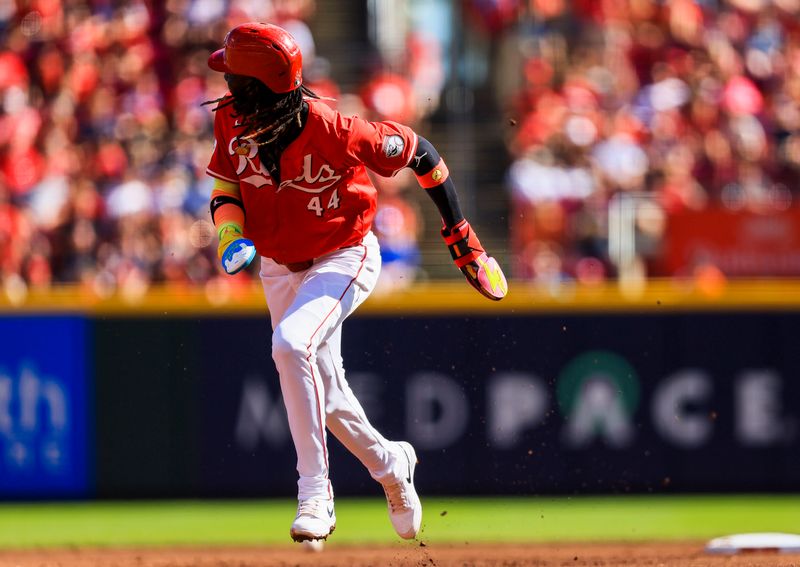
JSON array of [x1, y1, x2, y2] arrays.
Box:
[[209, 179, 256, 275], [206, 108, 256, 275]]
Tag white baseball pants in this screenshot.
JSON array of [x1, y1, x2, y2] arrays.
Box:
[[259, 231, 404, 501]]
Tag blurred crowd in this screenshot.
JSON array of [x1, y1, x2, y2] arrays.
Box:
[[1, 0, 251, 298], [0, 0, 434, 299], [493, 0, 800, 283], [4, 0, 799, 298]]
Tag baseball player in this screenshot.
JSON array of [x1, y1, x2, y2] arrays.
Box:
[[204, 22, 507, 543]]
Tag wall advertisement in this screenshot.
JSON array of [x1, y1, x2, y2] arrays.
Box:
[[196, 312, 800, 496], [0, 317, 90, 497], [3, 311, 797, 498]]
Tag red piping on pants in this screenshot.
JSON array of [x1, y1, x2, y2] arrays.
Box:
[[305, 244, 369, 499]]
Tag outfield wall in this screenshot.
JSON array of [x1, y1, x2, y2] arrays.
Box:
[[1, 282, 800, 499]]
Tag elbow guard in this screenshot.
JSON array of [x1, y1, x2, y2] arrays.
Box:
[[411, 136, 450, 188]]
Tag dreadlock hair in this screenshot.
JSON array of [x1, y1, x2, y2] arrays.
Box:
[[203, 77, 320, 147]]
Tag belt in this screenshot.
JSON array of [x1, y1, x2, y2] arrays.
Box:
[[279, 259, 314, 272], [277, 242, 361, 273]]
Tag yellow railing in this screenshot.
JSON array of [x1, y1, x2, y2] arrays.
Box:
[[1, 279, 800, 316]]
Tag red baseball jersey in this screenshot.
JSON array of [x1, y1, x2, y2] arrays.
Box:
[[206, 98, 418, 264]]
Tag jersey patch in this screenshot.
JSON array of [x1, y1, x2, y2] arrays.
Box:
[[383, 135, 405, 159]]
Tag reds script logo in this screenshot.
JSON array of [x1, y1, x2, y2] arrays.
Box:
[[227, 138, 340, 193], [277, 154, 341, 193], [229, 138, 272, 188]]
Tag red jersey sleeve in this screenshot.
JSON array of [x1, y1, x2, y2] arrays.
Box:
[[341, 116, 418, 177], [206, 107, 240, 184]]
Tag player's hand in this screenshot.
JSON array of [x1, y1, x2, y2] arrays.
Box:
[[441, 219, 508, 301], [218, 223, 256, 275]]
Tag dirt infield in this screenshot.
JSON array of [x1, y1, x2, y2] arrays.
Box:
[[1, 543, 800, 567]]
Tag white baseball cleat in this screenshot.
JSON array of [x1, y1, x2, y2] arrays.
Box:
[[290, 498, 336, 542], [382, 441, 422, 539]]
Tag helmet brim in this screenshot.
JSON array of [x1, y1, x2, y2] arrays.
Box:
[[208, 49, 231, 74]]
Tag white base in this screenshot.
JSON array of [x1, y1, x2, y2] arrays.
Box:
[[706, 533, 800, 554]]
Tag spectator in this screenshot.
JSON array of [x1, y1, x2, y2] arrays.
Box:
[[0, 0, 329, 297], [5, 0, 800, 292], [501, 0, 800, 281]]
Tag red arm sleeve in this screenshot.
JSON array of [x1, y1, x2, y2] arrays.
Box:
[[341, 116, 418, 177], [206, 106, 240, 184]]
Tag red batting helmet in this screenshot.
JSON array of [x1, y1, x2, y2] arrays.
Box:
[[208, 23, 303, 94]]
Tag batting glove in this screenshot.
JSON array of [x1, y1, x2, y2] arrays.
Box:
[[441, 219, 508, 301], [218, 223, 256, 275]]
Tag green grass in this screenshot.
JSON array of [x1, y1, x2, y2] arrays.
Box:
[[0, 495, 798, 548]]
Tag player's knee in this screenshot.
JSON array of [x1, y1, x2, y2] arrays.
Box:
[[271, 324, 309, 361]]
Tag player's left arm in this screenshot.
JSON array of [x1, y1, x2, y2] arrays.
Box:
[[342, 116, 507, 299], [408, 136, 508, 300]]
